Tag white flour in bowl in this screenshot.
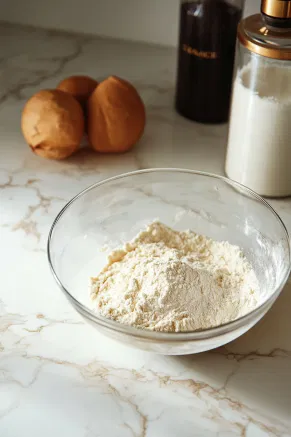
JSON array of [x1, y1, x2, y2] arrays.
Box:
[[90, 222, 259, 332]]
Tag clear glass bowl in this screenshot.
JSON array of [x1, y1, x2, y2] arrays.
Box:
[[47, 169, 291, 355]]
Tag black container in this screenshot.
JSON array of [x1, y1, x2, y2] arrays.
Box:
[[175, 0, 243, 124]]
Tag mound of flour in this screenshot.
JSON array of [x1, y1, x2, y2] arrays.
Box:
[[90, 222, 259, 332]]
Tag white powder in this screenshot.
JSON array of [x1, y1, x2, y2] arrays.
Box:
[[226, 63, 291, 197], [90, 222, 259, 332]]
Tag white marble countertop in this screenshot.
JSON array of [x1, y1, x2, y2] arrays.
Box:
[[1, 23, 291, 437]]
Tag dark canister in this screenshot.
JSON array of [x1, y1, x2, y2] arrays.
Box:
[[175, 0, 244, 123]]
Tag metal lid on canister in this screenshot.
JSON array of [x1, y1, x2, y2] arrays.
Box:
[[238, 2, 291, 60], [261, 0, 291, 19]]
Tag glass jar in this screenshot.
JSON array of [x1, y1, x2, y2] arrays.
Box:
[[225, 6, 291, 197], [175, 0, 244, 124]]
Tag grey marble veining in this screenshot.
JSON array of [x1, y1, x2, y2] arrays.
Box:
[[0, 22, 290, 437]]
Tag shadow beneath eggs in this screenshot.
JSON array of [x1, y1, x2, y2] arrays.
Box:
[[65, 144, 140, 172]]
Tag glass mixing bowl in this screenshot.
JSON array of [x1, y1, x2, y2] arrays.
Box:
[[47, 169, 291, 355]]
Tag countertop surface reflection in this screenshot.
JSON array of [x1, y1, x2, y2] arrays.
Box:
[[0, 22, 290, 437]]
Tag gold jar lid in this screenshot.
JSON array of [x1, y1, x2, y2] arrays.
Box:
[[261, 0, 291, 19], [238, 14, 291, 60]]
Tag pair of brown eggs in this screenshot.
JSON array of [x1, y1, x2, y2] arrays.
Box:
[[21, 75, 146, 160]]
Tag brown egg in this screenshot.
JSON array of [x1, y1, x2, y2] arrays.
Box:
[[87, 76, 145, 153], [21, 89, 84, 160], [57, 75, 98, 108]]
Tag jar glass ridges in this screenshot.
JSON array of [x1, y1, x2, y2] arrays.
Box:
[[226, 5, 291, 198]]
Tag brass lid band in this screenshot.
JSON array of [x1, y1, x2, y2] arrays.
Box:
[[238, 15, 291, 59], [261, 0, 291, 19]]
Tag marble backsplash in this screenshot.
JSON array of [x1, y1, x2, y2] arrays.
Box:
[[1, 0, 260, 47]]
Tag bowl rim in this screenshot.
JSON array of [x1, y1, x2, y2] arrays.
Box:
[[47, 168, 291, 341]]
